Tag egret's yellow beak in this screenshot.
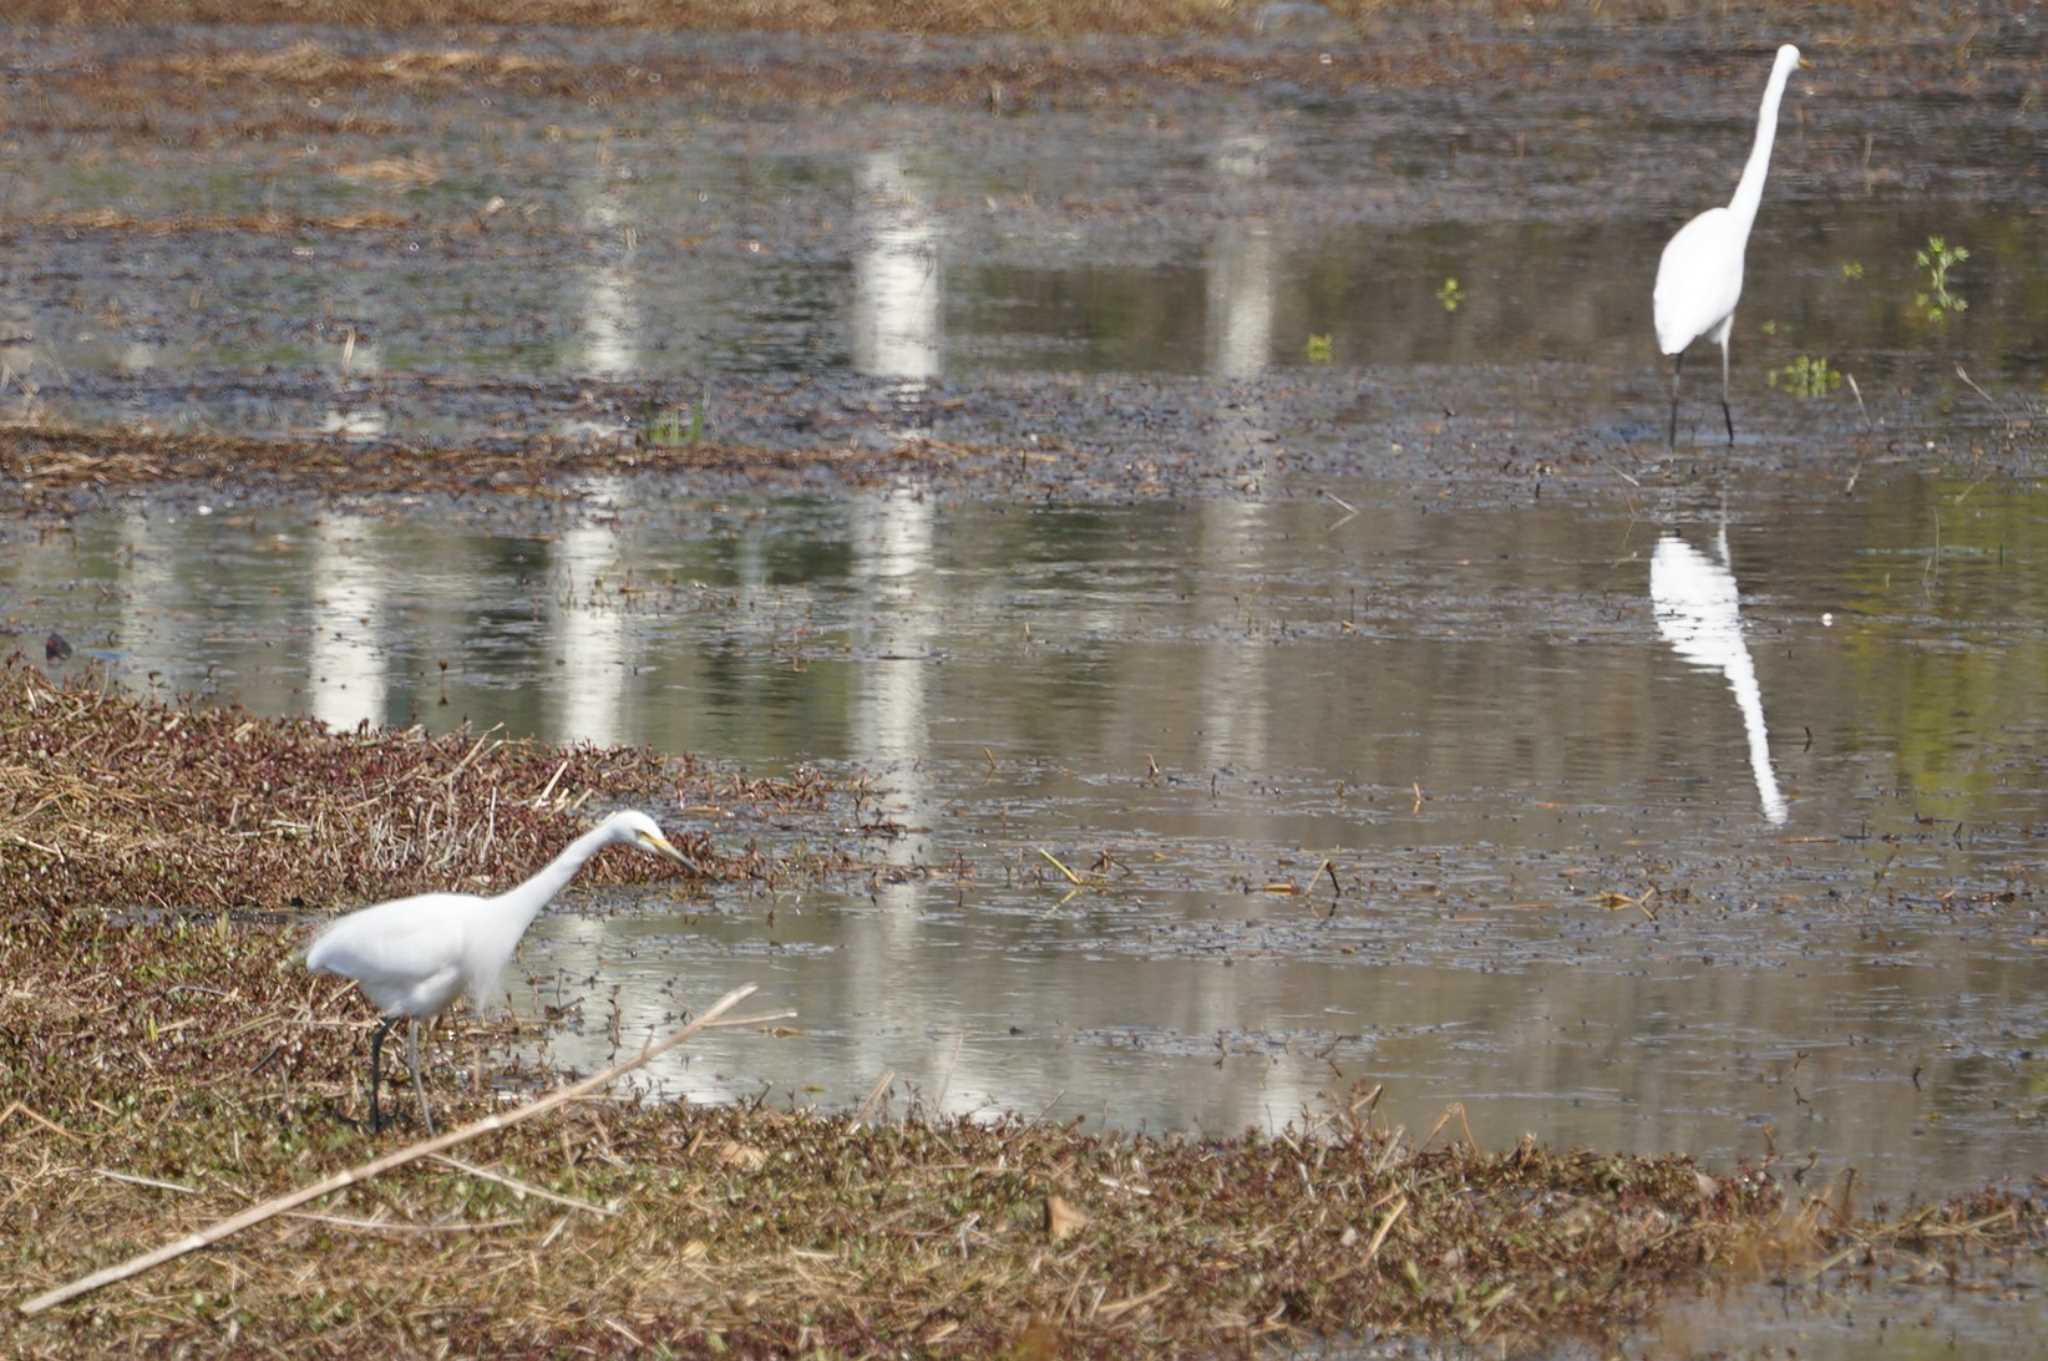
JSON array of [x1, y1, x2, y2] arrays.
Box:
[[1798, 57, 1814, 71], [640, 830, 695, 868]]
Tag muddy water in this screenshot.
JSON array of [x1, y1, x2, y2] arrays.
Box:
[[6, 477, 2045, 1210]]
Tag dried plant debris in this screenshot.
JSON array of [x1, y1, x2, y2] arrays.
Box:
[[1, 1090, 2039, 1357], [0, 423, 998, 516], [5, 0, 1992, 38]]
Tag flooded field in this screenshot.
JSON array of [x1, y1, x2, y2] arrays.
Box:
[[2, 8, 2044, 1356]]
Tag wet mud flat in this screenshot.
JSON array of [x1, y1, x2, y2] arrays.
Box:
[[0, 8, 2042, 511]]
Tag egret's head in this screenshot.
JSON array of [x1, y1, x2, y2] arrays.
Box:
[[608, 809, 695, 868], [1777, 44, 1804, 71]]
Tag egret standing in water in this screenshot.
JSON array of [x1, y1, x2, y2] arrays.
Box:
[[1654, 43, 1804, 447], [307, 809, 697, 1134]]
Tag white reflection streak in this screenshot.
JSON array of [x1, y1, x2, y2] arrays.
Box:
[[1205, 131, 1276, 383], [851, 490, 937, 896], [552, 476, 630, 747], [307, 515, 387, 732], [1650, 527, 1788, 825], [849, 147, 943, 900], [581, 182, 640, 382], [320, 262, 388, 439], [115, 508, 178, 685], [0, 277, 37, 406], [1197, 125, 1277, 778], [853, 151, 942, 389]]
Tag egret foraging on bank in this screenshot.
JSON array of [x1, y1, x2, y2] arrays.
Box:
[[1653, 43, 1805, 447], [307, 809, 697, 1134]]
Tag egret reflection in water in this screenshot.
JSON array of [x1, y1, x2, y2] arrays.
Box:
[[1649, 523, 1788, 825]]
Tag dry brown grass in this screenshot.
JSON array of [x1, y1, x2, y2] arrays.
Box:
[[2, 1073, 2036, 1357], [5, 0, 1940, 36]]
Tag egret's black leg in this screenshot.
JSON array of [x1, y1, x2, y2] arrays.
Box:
[[1667, 352, 1684, 448], [406, 1017, 437, 1136], [368, 1015, 398, 1134], [1720, 340, 1735, 445]]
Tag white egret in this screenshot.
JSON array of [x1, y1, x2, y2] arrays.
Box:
[[306, 808, 697, 1134], [1653, 43, 1804, 447]]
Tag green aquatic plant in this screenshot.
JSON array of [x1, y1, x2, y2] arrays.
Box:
[[640, 399, 705, 447], [1303, 333, 1334, 363], [1766, 354, 1844, 398], [1914, 235, 1969, 323], [1839, 259, 1864, 281], [1435, 276, 1464, 312]]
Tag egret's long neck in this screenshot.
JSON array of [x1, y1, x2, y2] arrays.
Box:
[[491, 821, 613, 938], [1727, 58, 1795, 237]]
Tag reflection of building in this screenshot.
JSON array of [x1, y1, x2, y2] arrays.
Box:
[[853, 151, 942, 390], [308, 514, 388, 732], [1650, 525, 1788, 825]]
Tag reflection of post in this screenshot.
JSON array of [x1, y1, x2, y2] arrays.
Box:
[[551, 475, 630, 747], [851, 489, 938, 902], [320, 271, 388, 440], [553, 161, 642, 441], [850, 147, 943, 900], [580, 172, 640, 382], [1197, 124, 1275, 778], [308, 515, 388, 732], [1205, 131, 1276, 383], [0, 272, 37, 406], [115, 508, 179, 684], [1650, 526, 1788, 825], [853, 151, 942, 402]]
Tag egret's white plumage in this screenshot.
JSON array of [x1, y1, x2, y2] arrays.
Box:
[[307, 808, 696, 1133], [1653, 43, 1803, 447]]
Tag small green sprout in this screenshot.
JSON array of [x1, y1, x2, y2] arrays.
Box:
[[1914, 235, 1969, 323], [1435, 277, 1464, 312], [1766, 354, 1844, 398], [639, 398, 706, 447], [1304, 333, 1334, 363]]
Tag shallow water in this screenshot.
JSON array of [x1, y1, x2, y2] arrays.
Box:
[[6, 477, 2045, 1218]]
